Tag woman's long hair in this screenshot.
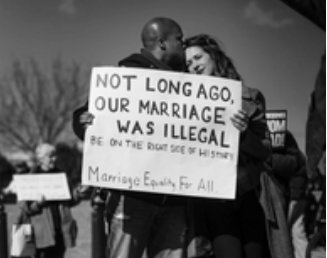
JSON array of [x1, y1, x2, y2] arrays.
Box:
[[184, 34, 242, 81]]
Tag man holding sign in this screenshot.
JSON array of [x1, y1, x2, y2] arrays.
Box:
[[266, 111, 308, 258], [73, 17, 187, 258]]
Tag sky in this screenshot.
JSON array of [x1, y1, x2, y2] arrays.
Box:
[[0, 0, 325, 152]]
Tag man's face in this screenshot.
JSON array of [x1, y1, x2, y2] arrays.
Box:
[[163, 27, 185, 70]]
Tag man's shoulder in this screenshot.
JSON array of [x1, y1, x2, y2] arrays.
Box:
[[242, 85, 265, 103], [118, 53, 155, 69]]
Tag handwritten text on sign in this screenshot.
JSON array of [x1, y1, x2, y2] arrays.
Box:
[[14, 173, 71, 201], [82, 67, 242, 199]]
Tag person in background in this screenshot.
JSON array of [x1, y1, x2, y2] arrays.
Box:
[[0, 154, 15, 194], [268, 129, 308, 258], [303, 177, 325, 258], [276, 1, 325, 257], [15, 161, 30, 175], [19, 143, 81, 258], [288, 165, 309, 258], [3, 161, 30, 197], [73, 17, 187, 258], [184, 34, 271, 258], [271, 130, 306, 207]]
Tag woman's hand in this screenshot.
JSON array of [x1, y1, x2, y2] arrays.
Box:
[[30, 195, 46, 211], [230, 110, 249, 132], [37, 195, 46, 207]]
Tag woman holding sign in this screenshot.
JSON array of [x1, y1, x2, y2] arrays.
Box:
[[184, 34, 271, 258], [18, 143, 81, 258]]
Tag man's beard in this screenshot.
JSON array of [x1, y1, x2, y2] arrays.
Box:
[[168, 54, 186, 72]]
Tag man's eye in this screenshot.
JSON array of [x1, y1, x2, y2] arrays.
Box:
[[194, 55, 201, 60]]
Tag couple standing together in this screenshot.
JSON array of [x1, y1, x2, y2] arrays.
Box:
[[73, 17, 271, 258]]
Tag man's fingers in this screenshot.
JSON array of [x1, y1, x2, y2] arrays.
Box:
[[80, 113, 94, 124]]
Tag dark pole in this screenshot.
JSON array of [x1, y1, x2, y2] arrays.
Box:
[[91, 188, 106, 258], [0, 192, 8, 258]]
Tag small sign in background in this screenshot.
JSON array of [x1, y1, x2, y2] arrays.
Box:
[[14, 173, 71, 201], [266, 110, 287, 149]]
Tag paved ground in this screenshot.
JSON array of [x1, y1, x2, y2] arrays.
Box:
[[5, 201, 94, 258]]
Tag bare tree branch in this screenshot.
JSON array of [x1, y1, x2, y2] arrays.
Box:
[[0, 58, 88, 152]]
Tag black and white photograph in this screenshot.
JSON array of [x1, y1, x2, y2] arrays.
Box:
[[0, 1, 325, 258]]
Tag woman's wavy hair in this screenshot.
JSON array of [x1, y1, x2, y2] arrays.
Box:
[[184, 34, 242, 81]]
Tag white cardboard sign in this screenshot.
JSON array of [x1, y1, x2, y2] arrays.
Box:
[[14, 173, 71, 201], [82, 67, 242, 199]]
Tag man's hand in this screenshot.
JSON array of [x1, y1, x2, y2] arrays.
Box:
[[80, 111, 95, 129]]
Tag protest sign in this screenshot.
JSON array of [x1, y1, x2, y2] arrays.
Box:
[[14, 173, 71, 201], [82, 67, 242, 199], [266, 110, 287, 149]]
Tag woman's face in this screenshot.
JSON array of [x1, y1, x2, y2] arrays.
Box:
[[38, 150, 56, 171], [185, 46, 217, 76]]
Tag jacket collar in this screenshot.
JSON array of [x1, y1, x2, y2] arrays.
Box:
[[140, 49, 172, 71]]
